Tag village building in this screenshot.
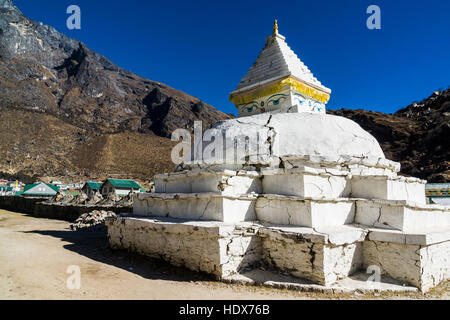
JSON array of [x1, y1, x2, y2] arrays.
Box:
[[0, 186, 13, 196], [0, 180, 22, 195], [81, 181, 103, 197], [22, 182, 59, 198], [100, 179, 143, 197], [426, 183, 450, 206], [106, 21, 450, 293]]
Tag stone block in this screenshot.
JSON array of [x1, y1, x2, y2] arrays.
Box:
[[262, 170, 350, 198], [106, 217, 261, 278], [256, 196, 355, 228], [362, 240, 450, 292], [259, 226, 364, 286], [351, 176, 426, 203], [355, 199, 450, 232], [134, 193, 256, 223], [154, 170, 261, 196]]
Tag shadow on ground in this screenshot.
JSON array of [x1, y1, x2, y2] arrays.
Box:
[[24, 229, 216, 283]]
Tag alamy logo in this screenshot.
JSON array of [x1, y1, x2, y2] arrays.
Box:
[[366, 265, 381, 286], [66, 265, 81, 290], [171, 121, 273, 166], [366, 5, 381, 30], [66, 5, 81, 30]]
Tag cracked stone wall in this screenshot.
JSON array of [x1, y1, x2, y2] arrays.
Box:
[[219, 226, 262, 277], [106, 216, 363, 285], [134, 194, 256, 223], [323, 244, 363, 285], [420, 241, 450, 292], [154, 171, 262, 195], [107, 216, 449, 291], [258, 228, 363, 286], [106, 217, 262, 278], [261, 234, 327, 285], [355, 200, 450, 232], [363, 241, 423, 288], [256, 196, 355, 228], [107, 217, 222, 276], [362, 240, 450, 291]]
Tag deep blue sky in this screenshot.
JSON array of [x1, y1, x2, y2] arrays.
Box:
[[14, 0, 450, 115]]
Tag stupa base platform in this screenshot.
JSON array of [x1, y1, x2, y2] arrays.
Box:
[[106, 216, 450, 293], [134, 193, 450, 231], [223, 270, 418, 294]]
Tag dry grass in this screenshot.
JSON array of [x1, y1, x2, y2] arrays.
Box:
[[0, 108, 177, 184], [71, 131, 177, 182]]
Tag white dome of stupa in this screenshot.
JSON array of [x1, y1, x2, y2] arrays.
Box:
[[192, 112, 385, 167]]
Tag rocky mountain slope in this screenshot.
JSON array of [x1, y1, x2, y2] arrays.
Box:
[[0, 0, 229, 182], [329, 89, 450, 183]]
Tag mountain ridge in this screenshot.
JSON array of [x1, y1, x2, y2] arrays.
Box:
[[0, 0, 230, 182], [0, 0, 231, 136]]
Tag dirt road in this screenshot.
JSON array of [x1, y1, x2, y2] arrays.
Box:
[[0, 210, 304, 300], [0, 210, 448, 300]]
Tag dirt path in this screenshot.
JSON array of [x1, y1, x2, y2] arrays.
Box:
[[0, 210, 305, 300], [0, 210, 448, 300]]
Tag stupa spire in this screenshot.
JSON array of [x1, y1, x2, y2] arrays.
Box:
[[273, 19, 279, 35], [230, 20, 331, 118]]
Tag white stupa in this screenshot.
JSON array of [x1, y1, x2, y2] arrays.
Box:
[[107, 22, 450, 293]]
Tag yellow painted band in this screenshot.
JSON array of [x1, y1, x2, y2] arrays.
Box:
[[229, 76, 330, 105]]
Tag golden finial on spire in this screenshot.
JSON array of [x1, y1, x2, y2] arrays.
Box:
[[273, 19, 279, 35]]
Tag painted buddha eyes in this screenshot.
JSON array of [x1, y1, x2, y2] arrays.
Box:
[[266, 94, 287, 107], [293, 93, 324, 112], [241, 94, 288, 113]]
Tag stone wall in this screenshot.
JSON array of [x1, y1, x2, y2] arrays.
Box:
[[363, 240, 450, 292], [259, 226, 364, 286], [106, 217, 261, 278], [106, 216, 450, 292], [0, 196, 44, 213], [33, 203, 132, 222], [0, 196, 131, 222], [107, 217, 368, 287]]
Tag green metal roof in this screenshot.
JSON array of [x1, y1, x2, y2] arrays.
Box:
[[23, 183, 59, 194], [47, 184, 60, 192], [85, 182, 102, 190], [104, 178, 142, 189], [23, 184, 39, 192]]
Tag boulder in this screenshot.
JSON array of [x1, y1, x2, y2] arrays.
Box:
[[70, 210, 117, 232]]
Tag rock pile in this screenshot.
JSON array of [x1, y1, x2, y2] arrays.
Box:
[[87, 191, 103, 205], [47, 191, 74, 204], [71, 192, 89, 205], [70, 210, 117, 232], [116, 193, 134, 207], [101, 192, 121, 206], [46, 190, 138, 210]]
